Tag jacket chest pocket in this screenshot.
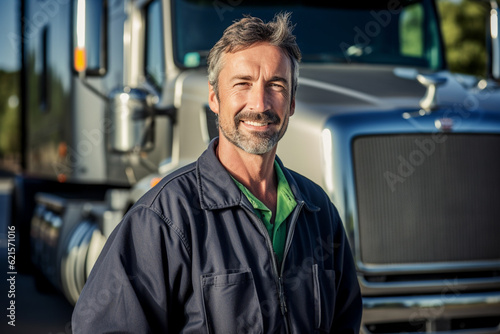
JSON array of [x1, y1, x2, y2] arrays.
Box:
[[312, 264, 336, 332], [201, 269, 263, 334]]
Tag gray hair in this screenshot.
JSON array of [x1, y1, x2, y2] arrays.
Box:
[[207, 12, 302, 100]]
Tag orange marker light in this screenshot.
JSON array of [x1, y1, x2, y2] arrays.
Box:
[[57, 141, 68, 183], [74, 47, 87, 72], [150, 177, 162, 188], [57, 173, 67, 183]]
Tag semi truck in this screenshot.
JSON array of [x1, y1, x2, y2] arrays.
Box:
[[5, 0, 500, 331]]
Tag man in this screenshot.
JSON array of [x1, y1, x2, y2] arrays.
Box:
[[72, 13, 362, 333]]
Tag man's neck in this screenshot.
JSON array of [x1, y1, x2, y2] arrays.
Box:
[[216, 138, 278, 215]]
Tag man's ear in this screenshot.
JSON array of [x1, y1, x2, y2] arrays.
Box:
[[290, 97, 295, 116], [208, 83, 219, 114]]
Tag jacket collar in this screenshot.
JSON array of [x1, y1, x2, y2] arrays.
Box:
[[196, 138, 319, 212], [196, 138, 243, 210]]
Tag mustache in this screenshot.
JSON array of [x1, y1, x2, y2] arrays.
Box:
[[234, 110, 280, 124]]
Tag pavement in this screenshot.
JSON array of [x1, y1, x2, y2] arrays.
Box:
[[0, 177, 74, 334]]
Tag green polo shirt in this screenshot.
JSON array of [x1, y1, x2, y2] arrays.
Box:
[[232, 161, 297, 264]]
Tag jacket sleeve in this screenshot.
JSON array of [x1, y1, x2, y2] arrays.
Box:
[[331, 204, 363, 333], [71, 204, 192, 334]]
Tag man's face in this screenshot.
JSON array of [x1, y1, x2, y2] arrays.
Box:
[[209, 42, 295, 155]]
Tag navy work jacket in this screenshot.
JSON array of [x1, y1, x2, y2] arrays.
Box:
[[72, 139, 362, 333]]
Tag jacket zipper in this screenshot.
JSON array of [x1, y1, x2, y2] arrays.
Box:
[[243, 200, 305, 334], [242, 205, 289, 333], [280, 201, 305, 276], [279, 201, 305, 333]]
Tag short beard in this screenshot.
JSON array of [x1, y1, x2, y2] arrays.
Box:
[[217, 110, 288, 155]]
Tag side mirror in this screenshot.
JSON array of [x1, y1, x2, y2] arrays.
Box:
[[73, 0, 107, 76], [107, 87, 156, 153], [488, 0, 500, 80]]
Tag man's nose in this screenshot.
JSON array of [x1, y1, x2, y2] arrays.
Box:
[[247, 84, 270, 112]]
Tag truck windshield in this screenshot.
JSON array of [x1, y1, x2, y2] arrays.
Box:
[[173, 0, 444, 70]]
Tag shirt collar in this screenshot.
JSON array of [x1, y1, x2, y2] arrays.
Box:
[[196, 138, 318, 212]]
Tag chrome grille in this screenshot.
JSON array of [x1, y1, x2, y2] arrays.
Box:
[[353, 134, 500, 267]]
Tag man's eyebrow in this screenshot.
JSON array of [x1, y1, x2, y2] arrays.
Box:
[[229, 75, 290, 86], [230, 75, 289, 83], [230, 75, 253, 82]]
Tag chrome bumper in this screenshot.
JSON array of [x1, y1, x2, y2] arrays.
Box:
[[362, 291, 500, 333]]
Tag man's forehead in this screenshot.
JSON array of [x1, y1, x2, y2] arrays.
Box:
[[220, 43, 291, 78], [224, 42, 289, 60]]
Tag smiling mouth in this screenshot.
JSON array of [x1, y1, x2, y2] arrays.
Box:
[[241, 120, 272, 127], [235, 110, 280, 129]]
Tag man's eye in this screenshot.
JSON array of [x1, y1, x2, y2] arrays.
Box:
[[270, 83, 285, 90]]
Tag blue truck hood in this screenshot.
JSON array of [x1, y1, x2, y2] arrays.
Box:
[[295, 64, 500, 114]]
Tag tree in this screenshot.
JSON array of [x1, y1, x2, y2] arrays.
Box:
[[438, 0, 490, 77], [0, 70, 20, 166]]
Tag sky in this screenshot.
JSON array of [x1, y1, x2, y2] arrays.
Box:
[[0, 0, 21, 72]]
